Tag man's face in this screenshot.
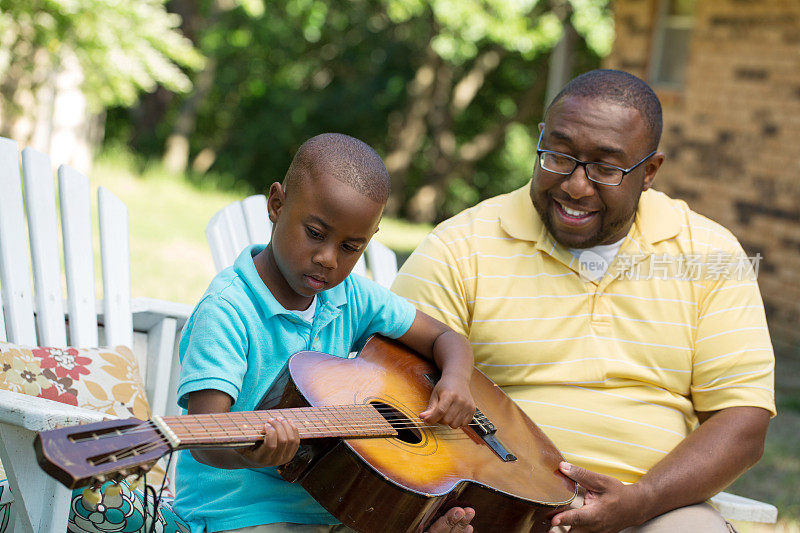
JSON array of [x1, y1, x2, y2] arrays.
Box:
[[265, 168, 383, 310], [530, 95, 663, 249]]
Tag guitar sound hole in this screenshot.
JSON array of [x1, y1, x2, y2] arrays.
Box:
[[370, 401, 422, 444]]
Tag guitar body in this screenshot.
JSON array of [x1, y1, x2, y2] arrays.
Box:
[[260, 336, 576, 533]]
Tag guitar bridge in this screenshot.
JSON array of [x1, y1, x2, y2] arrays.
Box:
[[470, 409, 516, 462], [424, 373, 517, 462]]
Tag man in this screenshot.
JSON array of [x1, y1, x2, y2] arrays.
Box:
[[393, 70, 775, 532]]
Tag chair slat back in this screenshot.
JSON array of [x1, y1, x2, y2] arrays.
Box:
[[352, 251, 368, 278], [205, 211, 228, 274], [0, 276, 5, 342], [0, 138, 37, 344], [98, 187, 133, 349], [241, 194, 271, 244], [206, 201, 250, 272], [364, 240, 398, 288], [59, 166, 98, 346], [21, 147, 68, 346], [205, 194, 379, 280]]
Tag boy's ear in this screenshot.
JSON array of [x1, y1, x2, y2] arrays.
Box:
[[267, 182, 286, 223]]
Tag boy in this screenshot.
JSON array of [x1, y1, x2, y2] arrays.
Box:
[[173, 133, 476, 533]]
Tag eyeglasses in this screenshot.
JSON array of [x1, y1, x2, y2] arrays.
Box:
[[536, 131, 656, 186]]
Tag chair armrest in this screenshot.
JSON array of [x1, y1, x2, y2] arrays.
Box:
[[0, 389, 110, 432], [0, 391, 110, 532], [130, 297, 193, 332], [130, 297, 192, 418], [710, 491, 778, 523]]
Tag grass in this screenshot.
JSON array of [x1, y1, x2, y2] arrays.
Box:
[[90, 149, 799, 530], [90, 148, 246, 305], [727, 352, 800, 531]]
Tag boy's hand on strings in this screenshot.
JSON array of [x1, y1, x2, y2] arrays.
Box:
[[236, 417, 300, 468], [398, 310, 477, 429], [420, 373, 476, 428]]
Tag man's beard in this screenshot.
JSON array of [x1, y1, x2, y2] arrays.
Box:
[[531, 193, 640, 249]]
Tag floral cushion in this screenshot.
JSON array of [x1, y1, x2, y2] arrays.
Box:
[[0, 342, 149, 419], [0, 341, 187, 532], [0, 478, 188, 533], [68, 480, 188, 533]]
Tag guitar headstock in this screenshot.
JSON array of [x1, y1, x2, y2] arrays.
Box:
[[34, 417, 170, 489]]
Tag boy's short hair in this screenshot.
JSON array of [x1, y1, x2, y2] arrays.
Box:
[[284, 133, 391, 204]]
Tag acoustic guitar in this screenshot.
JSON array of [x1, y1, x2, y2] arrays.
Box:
[[35, 335, 576, 532]]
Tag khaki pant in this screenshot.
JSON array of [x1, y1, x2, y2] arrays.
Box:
[[221, 499, 735, 533]]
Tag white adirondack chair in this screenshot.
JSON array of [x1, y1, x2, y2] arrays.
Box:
[[0, 138, 192, 533], [205, 194, 399, 286]]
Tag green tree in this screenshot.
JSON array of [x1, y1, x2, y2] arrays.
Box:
[[111, 0, 612, 222], [0, 0, 202, 140], [380, 0, 613, 220]]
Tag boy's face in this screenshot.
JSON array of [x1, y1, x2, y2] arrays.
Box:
[[264, 169, 384, 310]]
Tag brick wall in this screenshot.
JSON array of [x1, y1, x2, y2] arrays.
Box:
[[605, 0, 800, 353]]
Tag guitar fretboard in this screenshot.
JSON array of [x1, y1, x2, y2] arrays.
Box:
[[160, 405, 397, 448]]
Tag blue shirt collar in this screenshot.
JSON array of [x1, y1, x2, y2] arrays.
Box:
[[234, 245, 348, 320]]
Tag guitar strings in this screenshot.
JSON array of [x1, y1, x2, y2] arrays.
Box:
[[165, 405, 493, 430], [74, 415, 478, 453], [107, 424, 473, 465], [69, 405, 491, 477], [84, 420, 474, 468], [71, 418, 472, 444], [68, 405, 490, 444], [96, 421, 474, 465]]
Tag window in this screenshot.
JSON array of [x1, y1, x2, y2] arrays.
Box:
[[650, 0, 696, 87]]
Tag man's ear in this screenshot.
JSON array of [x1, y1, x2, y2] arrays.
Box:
[[267, 182, 286, 223], [642, 152, 665, 191]]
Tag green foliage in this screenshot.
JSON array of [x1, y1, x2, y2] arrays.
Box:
[[0, 0, 203, 110], [107, 0, 612, 221], [569, 0, 615, 56]]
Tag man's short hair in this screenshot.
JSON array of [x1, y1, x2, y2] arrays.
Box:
[[547, 69, 663, 151], [285, 133, 390, 204]]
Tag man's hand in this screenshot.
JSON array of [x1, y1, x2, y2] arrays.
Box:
[[420, 374, 476, 428], [551, 462, 648, 533], [424, 507, 475, 533]]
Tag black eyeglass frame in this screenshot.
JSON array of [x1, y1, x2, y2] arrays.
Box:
[[535, 131, 657, 186]]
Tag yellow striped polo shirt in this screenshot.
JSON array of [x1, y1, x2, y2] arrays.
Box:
[[392, 183, 775, 483]]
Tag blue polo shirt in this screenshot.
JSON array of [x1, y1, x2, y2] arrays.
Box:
[[172, 245, 416, 532]]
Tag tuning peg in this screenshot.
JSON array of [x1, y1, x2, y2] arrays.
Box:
[[81, 486, 102, 507], [104, 483, 123, 497], [129, 475, 144, 493], [103, 482, 124, 507]]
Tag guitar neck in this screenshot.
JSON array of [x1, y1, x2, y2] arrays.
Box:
[[154, 404, 397, 449]]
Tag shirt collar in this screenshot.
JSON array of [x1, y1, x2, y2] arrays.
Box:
[[233, 245, 348, 320], [498, 181, 546, 243], [632, 189, 681, 247], [498, 183, 681, 252]]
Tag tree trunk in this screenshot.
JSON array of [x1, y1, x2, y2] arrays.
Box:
[[162, 57, 217, 174], [406, 74, 547, 223], [545, 14, 577, 106], [384, 40, 440, 213], [161, 0, 221, 174]]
